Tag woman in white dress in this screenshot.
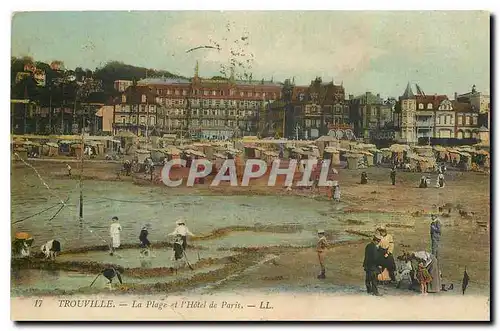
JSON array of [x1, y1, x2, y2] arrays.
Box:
[[109, 216, 122, 255]]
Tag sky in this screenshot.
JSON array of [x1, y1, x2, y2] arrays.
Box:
[[11, 11, 490, 98]]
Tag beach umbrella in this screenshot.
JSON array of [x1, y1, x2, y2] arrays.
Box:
[[462, 267, 470, 295]]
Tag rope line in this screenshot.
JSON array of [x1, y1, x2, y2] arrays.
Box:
[[12, 203, 61, 224], [14, 153, 67, 205]]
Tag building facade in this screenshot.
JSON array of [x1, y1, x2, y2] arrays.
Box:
[[120, 63, 282, 139], [349, 92, 394, 140], [112, 84, 161, 137], [414, 94, 450, 140], [434, 99, 455, 138], [398, 83, 417, 144], [114, 80, 133, 92], [453, 100, 481, 139], [268, 77, 350, 140]]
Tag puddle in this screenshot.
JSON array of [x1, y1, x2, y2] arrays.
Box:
[[12, 179, 351, 250], [11, 265, 225, 296], [56, 248, 235, 269]]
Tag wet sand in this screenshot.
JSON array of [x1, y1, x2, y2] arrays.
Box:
[[11, 159, 490, 296]]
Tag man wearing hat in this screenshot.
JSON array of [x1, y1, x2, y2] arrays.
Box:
[[377, 225, 396, 282], [109, 216, 122, 255], [430, 214, 441, 259], [169, 219, 194, 251], [316, 230, 328, 279], [363, 233, 383, 296]]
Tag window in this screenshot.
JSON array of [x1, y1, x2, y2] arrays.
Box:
[[465, 116, 471, 125], [122, 95, 126, 103], [149, 105, 155, 112], [139, 116, 146, 124], [167, 89, 171, 95], [436, 116, 441, 124], [212, 91, 216, 96], [149, 116, 155, 126], [473, 117, 478, 125], [140, 105, 146, 112], [204, 90, 209, 96], [141, 95, 146, 103], [174, 90, 179, 96], [419, 103, 424, 110], [427, 103, 433, 110], [451, 115, 455, 125], [240, 91, 244, 97], [256, 92, 260, 97], [182, 90, 187, 96], [263, 92, 266, 98], [248, 92, 253, 97], [458, 116, 463, 125], [121, 116, 126, 123]]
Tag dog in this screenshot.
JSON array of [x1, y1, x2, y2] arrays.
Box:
[[41, 240, 61, 260]]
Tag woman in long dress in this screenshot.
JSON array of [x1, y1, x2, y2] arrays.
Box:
[[411, 251, 441, 293]]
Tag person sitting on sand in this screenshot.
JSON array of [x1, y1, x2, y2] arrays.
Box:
[[419, 176, 428, 188], [360, 172, 368, 184]]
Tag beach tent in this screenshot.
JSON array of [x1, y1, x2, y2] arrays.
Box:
[[42, 142, 59, 157]]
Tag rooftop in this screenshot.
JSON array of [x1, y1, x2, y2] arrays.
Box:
[[138, 77, 191, 85]]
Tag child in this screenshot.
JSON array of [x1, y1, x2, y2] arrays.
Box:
[[172, 234, 185, 272], [139, 224, 151, 257], [416, 262, 433, 295], [316, 230, 328, 279]]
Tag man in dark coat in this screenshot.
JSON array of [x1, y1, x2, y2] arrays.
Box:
[[363, 234, 383, 296]]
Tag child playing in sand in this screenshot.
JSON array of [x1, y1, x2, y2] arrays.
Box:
[[416, 261, 433, 295]]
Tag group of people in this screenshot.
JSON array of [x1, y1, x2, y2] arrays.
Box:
[[419, 171, 445, 188], [361, 215, 444, 296], [108, 216, 195, 267]]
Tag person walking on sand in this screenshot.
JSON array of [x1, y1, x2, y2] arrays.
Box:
[[109, 216, 122, 255], [436, 172, 445, 188], [169, 219, 194, 251], [363, 234, 383, 296], [430, 215, 441, 260], [390, 166, 396, 185], [332, 182, 341, 202], [66, 164, 72, 177], [316, 230, 328, 279]]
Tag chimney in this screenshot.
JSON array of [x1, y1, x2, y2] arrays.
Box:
[[454, 92, 458, 100], [377, 93, 380, 98]]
